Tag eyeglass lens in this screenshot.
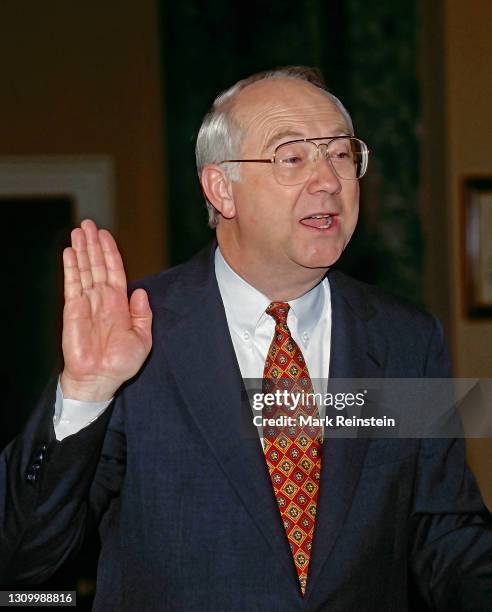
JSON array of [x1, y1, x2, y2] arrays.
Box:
[[274, 138, 368, 185]]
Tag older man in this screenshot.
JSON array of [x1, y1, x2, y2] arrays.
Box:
[[2, 67, 491, 610]]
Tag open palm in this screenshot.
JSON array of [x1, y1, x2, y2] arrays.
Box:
[[60, 219, 152, 402]]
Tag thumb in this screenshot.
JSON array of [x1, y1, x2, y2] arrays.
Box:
[[129, 288, 153, 348]]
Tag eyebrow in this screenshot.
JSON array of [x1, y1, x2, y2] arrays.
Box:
[[264, 130, 304, 152], [263, 127, 352, 152]]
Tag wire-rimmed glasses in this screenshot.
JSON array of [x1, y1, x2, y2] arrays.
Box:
[[221, 136, 369, 186]]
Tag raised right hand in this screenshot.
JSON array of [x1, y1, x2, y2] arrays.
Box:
[[60, 219, 153, 402]]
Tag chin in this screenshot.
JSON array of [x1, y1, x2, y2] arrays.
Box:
[[293, 245, 344, 270]]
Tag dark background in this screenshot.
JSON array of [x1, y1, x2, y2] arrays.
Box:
[[163, 1, 423, 305], [1, 0, 491, 608]]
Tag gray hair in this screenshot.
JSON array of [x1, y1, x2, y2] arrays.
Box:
[[195, 66, 354, 228]]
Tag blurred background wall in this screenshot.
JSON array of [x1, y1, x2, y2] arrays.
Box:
[[420, 0, 492, 500], [1, 0, 491, 606], [0, 0, 166, 279], [1, 1, 166, 605], [0, 0, 166, 456]]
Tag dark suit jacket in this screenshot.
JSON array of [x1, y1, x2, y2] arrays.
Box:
[[1, 244, 491, 611]]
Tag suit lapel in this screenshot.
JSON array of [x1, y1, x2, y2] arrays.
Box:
[[150, 248, 388, 601], [305, 271, 387, 601], [153, 245, 300, 593]]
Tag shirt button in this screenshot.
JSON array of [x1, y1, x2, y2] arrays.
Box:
[[302, 332, 309, 341], [243, 331, 250, 341]]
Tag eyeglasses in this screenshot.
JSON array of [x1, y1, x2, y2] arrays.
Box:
[[221, 136, 369, 186]]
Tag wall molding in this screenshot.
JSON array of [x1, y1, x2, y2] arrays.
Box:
[[0, 156, 115, 229]]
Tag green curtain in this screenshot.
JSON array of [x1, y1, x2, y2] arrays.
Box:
[[161, 0, 422, 304]]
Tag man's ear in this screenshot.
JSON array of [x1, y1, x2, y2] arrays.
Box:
[[200, 164, 236, 219]]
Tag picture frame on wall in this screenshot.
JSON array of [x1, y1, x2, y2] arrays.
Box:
[[463, 177, 492, 318]]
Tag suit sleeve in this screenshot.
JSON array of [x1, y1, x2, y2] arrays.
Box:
[[409, 316, 492, 611], [0, 375, 126, 585]]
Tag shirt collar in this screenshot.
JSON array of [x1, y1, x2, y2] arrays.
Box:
[[214, 246, 325, 338], [215, 247, 270, 335]]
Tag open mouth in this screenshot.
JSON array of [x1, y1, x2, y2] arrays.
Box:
[[299, 214, 336, 230]]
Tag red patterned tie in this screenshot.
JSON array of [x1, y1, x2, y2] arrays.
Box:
[[262, 302, 322, 596]]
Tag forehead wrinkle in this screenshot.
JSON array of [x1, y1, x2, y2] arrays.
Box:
[[236, 101, 349, 154], [260, 114, 348, 151]]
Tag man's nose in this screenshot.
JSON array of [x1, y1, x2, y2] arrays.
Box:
[[306, 148, 342, 194]]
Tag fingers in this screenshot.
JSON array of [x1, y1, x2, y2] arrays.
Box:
[[71, 226, 93, 290], [63, 247, 83, 300], [129, 289, 153, 353], [69, 219, 127, 293], [81, 219, 107, 285], [99, 228, 127, 291]]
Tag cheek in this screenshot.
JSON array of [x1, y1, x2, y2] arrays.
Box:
[[343, 186, 360, 222], [234, 192, 282, 248], [235, 177, 300, 229]]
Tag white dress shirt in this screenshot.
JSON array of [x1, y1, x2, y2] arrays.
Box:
[[53, 381, 111, 440], [53, 247, 332, 440], [214, 248, 331, 386]]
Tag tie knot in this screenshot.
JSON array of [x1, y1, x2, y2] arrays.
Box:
[[266, 301, 290, 325]]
